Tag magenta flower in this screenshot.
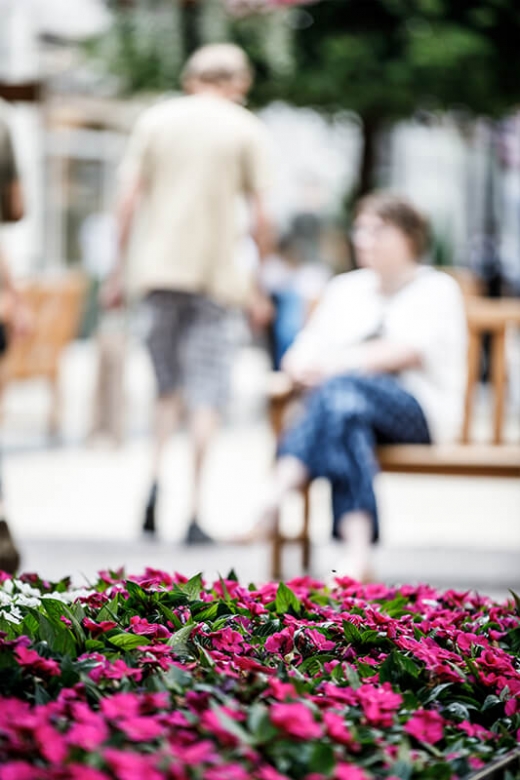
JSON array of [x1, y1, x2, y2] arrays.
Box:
[[405, 709, 445, 744], [0, 762, 39, 780], [265, 626, 295, 655], [34, 721, 68, 763], [129, 615, 170, 639], [334, 763, 370, 780], [305, 628, 336, 651], [118, 716, 165, 741], [323, 711, 359, 750], [83, 618, 118, 637], [210, 627, 245, 653], [65, 766, 112, 780], [100, 693, 140, 720], [103, 748, 164, 780], [15, 646, 61, 677], [205, 765, 250, 780], [67, 719, 109, 751], [357, 683, 403, 728], [270, 702, 322, 740]]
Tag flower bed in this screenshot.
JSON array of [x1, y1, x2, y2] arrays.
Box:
[[0, 570, 519, 780]]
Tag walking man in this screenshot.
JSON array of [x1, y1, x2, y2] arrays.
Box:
[[104, 44, 273, 543]]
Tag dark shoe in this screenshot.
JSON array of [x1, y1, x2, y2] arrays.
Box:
[[184, 519, 215, 545], [0, 520, 21, 575]]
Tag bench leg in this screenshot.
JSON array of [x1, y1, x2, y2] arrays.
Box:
[[271, 527, 283, 581], [301, 485, 311, 573]]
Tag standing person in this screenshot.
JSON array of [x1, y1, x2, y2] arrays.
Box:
[[103, 44, 273, 544], [0, 100, 29, 573], [241, 193, 467, 583]]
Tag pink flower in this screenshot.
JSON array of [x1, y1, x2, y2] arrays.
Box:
[[305, 628, 336, 651], [67, 719, 109, 751], [270, 703, 322, 740], [458, 721, 494, 740], [118, 716, 165, 741], [103, 749, 164, 780], [200, 707, 245, 747], [205, 765, 250, 780], [210, 627, 245, 653], [66, 766, 112, 780], [83, 618, 118, 637], [171, 739, 217, 764], [323, 712, 359, 750], [268, 678, 298, 701], [100, 693, 140, 720], [335, 764, 370, 780], [15, 646, 61, 677], [129, 615, 170, 639], [265, 627, 295, 655], [357, 683, 403, 728], [35, 722, 68, 763], [256, 767, 291, 780], [0, 763, 40, 780], [405, 709, 445, 744]]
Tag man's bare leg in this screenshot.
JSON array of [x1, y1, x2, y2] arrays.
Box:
[[184, 406, 220, 544], [143, 392, 181, 534]]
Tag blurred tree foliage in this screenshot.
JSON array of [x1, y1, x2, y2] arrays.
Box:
[[92, 0, 293, 96], [251, 0, 520, 196], [93, 0, 520, 198]]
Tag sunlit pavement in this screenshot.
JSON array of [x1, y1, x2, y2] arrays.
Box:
[[3, 340, 519, 598]]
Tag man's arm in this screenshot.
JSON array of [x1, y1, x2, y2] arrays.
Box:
[[101, 176, 142, 309]]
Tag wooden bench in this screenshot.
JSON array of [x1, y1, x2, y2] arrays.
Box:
[[0, 273, 87, 436], [267, 294, 520, 580]]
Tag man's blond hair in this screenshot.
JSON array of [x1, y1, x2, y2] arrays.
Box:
[[181, 44, 253, 89]]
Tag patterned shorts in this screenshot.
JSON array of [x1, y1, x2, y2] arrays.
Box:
[[144, 290, 236, 411]]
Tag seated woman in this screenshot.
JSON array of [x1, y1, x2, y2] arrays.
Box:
[[251, 192, 468, 582]]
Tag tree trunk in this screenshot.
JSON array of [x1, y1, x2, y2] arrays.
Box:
[[358, 117, 380, 198], [181, 0, 201, 56]]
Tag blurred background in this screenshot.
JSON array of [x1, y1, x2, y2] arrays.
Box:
[[0, 0, 519, 592]]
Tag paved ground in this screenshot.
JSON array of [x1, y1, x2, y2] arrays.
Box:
[[2, 340, 519, 599]]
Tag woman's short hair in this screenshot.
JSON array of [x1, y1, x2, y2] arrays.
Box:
[[355, 191, 431, 259], [181, 44, 253, 90]]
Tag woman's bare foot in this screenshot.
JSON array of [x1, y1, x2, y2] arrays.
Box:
[[328, 553, 374, 586], [229, 506, 279, 545]]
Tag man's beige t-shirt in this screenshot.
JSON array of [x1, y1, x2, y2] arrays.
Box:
[[121, 94, 271, 307]]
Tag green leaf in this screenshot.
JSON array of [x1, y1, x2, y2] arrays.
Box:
[[41, 599, 86, 646], [167, 623, 195, 657], [181, 573, 203, 601], [421, 682, 453, 705], [379, 651, 420, 685], [248, 702, 278, 744], [156, 602, 183, 630], [190, 602, 219, 623], [482, 694, 502, 711], [444, 701, 470, 722], [508, 589, 520, 615], [505, 627, 520, 653], [275, 582, 301, 615], [97, 594, 120, 623], [108, 632, 150, 651], [343, 620, 362, 644], [226, 569, 239, 582], [161, 663, 192, 692], [309, 741, 335, 775], [36, 612, 77, 656], [212, 703, 254, 745]]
